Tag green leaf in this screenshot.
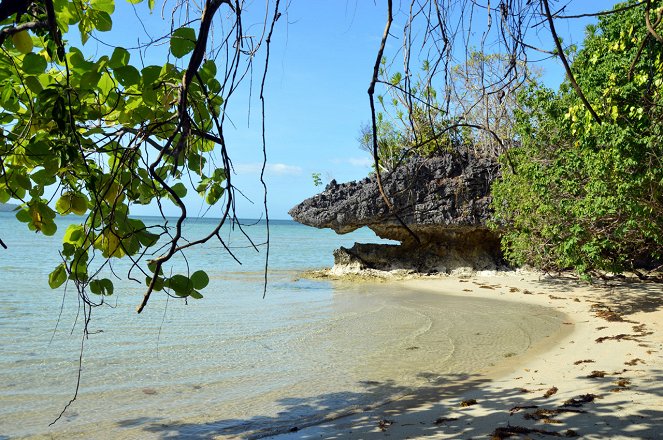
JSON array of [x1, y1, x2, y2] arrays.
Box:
[[90, 10, 113, 32], [205, 183, 223, 205], [141, 65, 161, 87], [147, 260, 163, 275], [170, 182, 187, 198], [67, 48, 91, 70], [145, 275, 164, 291], [15, 208, 31, 223], [199, 60, 217, 81], [80, 71, 101, 90], [109, 47, 130, 68], [49, 264, 67, 289], [55, 193, 73, 214], [170, 27, 196, 58], [15, 173, 32, 190], [22, 53, 47, 74], [166, 274, 192, 296], [97, 72, 115, 94], [40, 220, 57, 236], [137, 230, 159, 246], [114, 65, 140, 87], [90, 278, 114, 295], [24, 76, 43, 93], [63, 224, 85, 244], [190, 270, 209, 289], [90, 0, 115, 14]]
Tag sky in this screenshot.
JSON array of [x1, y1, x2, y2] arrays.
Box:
[[63, 1, 613, 219]]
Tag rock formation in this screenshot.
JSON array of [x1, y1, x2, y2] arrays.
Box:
[[289, 152, 503, 274]]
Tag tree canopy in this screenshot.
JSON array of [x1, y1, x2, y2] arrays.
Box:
[[0, 0, 281, 315], [492, 0, 663, 276]]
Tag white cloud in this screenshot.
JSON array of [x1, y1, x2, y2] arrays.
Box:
[[331, 157, 373, 167], [234, 162, 303, 176], [348, 157, 373, 167]]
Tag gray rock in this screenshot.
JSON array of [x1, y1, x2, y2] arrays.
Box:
[[289, 153, 503, 273]]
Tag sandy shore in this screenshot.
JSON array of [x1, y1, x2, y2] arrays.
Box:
[[270, 271, 663, 439]]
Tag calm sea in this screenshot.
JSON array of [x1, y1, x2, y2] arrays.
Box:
[[0, 212, 565, 439]]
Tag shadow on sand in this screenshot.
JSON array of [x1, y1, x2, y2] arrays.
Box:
[[116, 366, 663, 439], [115, 275, 663, 439]]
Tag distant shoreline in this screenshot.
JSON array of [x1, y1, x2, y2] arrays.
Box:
[[0, 203, 17, 212]]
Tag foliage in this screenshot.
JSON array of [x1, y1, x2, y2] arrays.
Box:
[[492, 0, 663, 274], [359, 60, 464, 171], [449, 51, 538, 157], [0, 0, 278, 312], [311, 172, 322, 187], [361, 53, 535, 171]]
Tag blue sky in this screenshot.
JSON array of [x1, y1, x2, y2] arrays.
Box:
[[76, 1, 610, 219]]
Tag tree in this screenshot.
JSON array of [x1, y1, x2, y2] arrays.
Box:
[[491, 0, 663, 275], [358, 0, 662, 272], [360, 52, 537, 170], [0, 0, 281, 318]]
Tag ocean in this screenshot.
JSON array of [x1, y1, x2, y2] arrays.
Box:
[[0, 212, 566, 439]]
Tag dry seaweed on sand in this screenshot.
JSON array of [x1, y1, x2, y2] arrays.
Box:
[[595, 333, 645, 343], [377, 419, 394, 431], [573, 359, 595, 365], [632, 324, 654, 336], [632, 323, 647, 332], [523, 408, 586, 421], [611, 378, 632, 392], [587, 370, 607, 378], [509, 405, 538, 414], [490, 425, 578, 439], [460, 399, 477, 407], [543, 386, 558, 398], [625, 358, 645, 366], [434, 416, 458, 424], [589, 304, 626, 322], [563, 394, 598, 407]]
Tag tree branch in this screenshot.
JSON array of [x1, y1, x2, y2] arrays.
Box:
[[0, 20, 47, 47], [542, 0, 602, 125], [645, 0, 663, 43], [0, 0, 30, 23]]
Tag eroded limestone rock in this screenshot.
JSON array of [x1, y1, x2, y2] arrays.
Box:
[[289, 153, 503, 273]]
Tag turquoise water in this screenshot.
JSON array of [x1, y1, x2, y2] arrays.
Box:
[[0, 212, 565, 439]]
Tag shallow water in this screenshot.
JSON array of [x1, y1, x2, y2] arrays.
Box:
[[0, 213, 566, 439]]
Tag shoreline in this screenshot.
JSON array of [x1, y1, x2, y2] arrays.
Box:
[[269, 270, 663, 439]]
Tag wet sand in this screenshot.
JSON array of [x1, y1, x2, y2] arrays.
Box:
[[270, 270, 663, 439]]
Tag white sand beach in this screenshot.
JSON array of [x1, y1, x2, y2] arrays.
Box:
[[271, 271, 663, 439]]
